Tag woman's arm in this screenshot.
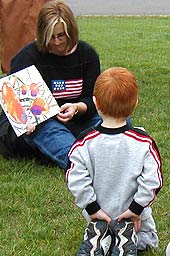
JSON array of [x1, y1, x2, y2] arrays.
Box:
[[10, 42, 38, 74], [77, 42, 101, 118]]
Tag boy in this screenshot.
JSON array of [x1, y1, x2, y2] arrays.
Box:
[[66, 67, 163, 255]]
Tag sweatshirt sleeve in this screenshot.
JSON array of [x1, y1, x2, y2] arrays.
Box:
[[129, 138, 163, 215], [66, 145, 99, 211]]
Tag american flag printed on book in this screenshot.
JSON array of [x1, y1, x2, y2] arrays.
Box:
[[51, 79, 83, 99]]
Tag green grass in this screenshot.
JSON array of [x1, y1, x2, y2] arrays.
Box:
[[0, 16, 170, 255]]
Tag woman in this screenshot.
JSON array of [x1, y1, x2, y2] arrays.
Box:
[[0, 0, 101, 169]]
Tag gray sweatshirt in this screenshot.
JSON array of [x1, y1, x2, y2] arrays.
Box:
[[66, 124, 163, 221]]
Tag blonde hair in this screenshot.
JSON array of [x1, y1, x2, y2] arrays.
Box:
[[93, 67, 138, 118], [36, 0, 78, 52]]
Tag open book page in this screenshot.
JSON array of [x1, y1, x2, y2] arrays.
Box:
[[0, 65, 60, 136]]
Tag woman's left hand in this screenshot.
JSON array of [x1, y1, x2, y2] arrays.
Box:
[[57, 103, 78, 123], [25, 124, 36, 135]]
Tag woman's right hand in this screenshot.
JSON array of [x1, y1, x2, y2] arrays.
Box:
[[57, 103, 78, 123]]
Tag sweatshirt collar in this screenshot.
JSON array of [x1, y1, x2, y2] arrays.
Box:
[[95, 123, 132, 135]]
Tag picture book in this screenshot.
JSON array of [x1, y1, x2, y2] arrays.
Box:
[[0, 65, 60, 136]]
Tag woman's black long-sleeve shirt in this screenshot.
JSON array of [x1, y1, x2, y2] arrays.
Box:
[[10, 40, 101, 119]]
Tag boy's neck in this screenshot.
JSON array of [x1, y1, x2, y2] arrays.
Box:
[[101, 116, 127, 128]]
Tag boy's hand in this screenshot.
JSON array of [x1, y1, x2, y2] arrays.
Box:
[[90, 209, 112, 223], [118, 209, 141, 232]]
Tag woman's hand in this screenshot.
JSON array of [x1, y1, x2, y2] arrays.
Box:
[[57, 103, 78, 123], [25, 124, 36, 135]]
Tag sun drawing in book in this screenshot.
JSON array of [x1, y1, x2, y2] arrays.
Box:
[[0, 65, 60, 136]]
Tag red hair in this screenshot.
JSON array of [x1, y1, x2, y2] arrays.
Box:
[[93, 67, 138, 118]]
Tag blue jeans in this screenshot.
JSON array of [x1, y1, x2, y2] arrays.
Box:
[[23, 114, 101, 170]]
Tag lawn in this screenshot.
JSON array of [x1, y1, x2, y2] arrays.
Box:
[[0, 16, 170, 255]]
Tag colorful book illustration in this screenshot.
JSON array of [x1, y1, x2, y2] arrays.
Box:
[[0, 65, 60, 136]]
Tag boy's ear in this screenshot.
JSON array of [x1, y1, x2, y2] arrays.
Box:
[[135, 98, 139, 108], [93, 96, 99, 109], [93, 95, 96, 104]]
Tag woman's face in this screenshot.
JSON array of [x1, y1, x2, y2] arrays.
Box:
[[48, 22, 68, 55]]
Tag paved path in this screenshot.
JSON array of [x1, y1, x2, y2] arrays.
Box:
[[66, 0, 170, 15]]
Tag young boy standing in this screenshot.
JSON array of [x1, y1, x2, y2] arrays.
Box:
[[66, 67, 163, 255]]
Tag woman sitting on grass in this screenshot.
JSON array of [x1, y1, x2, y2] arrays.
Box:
[[0, 0, 101, 169]]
